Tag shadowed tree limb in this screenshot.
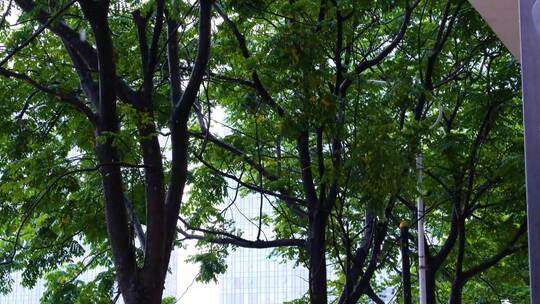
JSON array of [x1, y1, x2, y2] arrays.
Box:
[[162, 0, 214, 286], [0, 66, 96, 123]]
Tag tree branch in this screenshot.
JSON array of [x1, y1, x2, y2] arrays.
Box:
[[0, 0, 77, 67], [213, 2, 284, 116], [14, 0, 141, 107], [163, 0, 214, 282], [0, 66, 96, 123], [462, 220, 527, 280], [339, 0, 418, 94], [178, 217, 306, 249], [190, 131, 279, 181]]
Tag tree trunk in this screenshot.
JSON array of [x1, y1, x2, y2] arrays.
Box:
[[123, 282, 164, 304], [449, 280, 464, 304], [400, 222, 412, 304], [308, 209, 328, 304], [449, 216, 466, 304], [76, 1, 144, 301], [425, 268, 437, 304], [337, 212, 375, 304]]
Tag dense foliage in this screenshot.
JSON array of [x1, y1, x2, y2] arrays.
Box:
[[0, 0, 528, 303]]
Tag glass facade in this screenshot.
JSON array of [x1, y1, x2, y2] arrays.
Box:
[[0, 271, 45, 304], [0, 191, 388, 304], [219, 194, 309, 304], [0, 250, 178, 304], [1, 195, 309, 304], [0, 267, 100, 304]]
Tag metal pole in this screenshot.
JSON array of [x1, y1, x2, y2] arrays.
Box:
[[520, 0, 540, 301], [416, 153, 427, 304]]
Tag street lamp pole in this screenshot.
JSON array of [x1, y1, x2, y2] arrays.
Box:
[[416, 154, 427, 304]]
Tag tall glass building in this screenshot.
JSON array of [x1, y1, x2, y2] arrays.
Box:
[[0, 271, 46, 304], [0, 267, 102, 304], [0, 250, 179, 304], [1, 195, 309, 304], [219, 194, 309, 304]]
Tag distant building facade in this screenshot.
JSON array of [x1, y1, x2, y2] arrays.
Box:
[[219, 194, 309, 304], [0, 251, 178, 304], [2, 195, 311, 304], [0, 271, 46, 304]]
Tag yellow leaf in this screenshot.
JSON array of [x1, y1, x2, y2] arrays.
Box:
[[291, 48, 300, 64], [321, 97, 331, 108], [256, 114, 264, 124]]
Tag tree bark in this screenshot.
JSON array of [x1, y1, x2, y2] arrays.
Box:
[[308, 208, 328, 304], [449, 280, 464, 304], [77, 0, 145, 302], [425, 268, 437, 304], [400, 222, 412, 304], [337, 212, 375, 304], [297, 131, 328, 304], [162, 0, 213, 285]]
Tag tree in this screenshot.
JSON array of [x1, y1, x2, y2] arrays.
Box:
[[178, 1, 528, 303], [390, 2, 528, 302], [1, 0, 212, 302], [178, 1, 418, 303], [0, 0, 529, 303]]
